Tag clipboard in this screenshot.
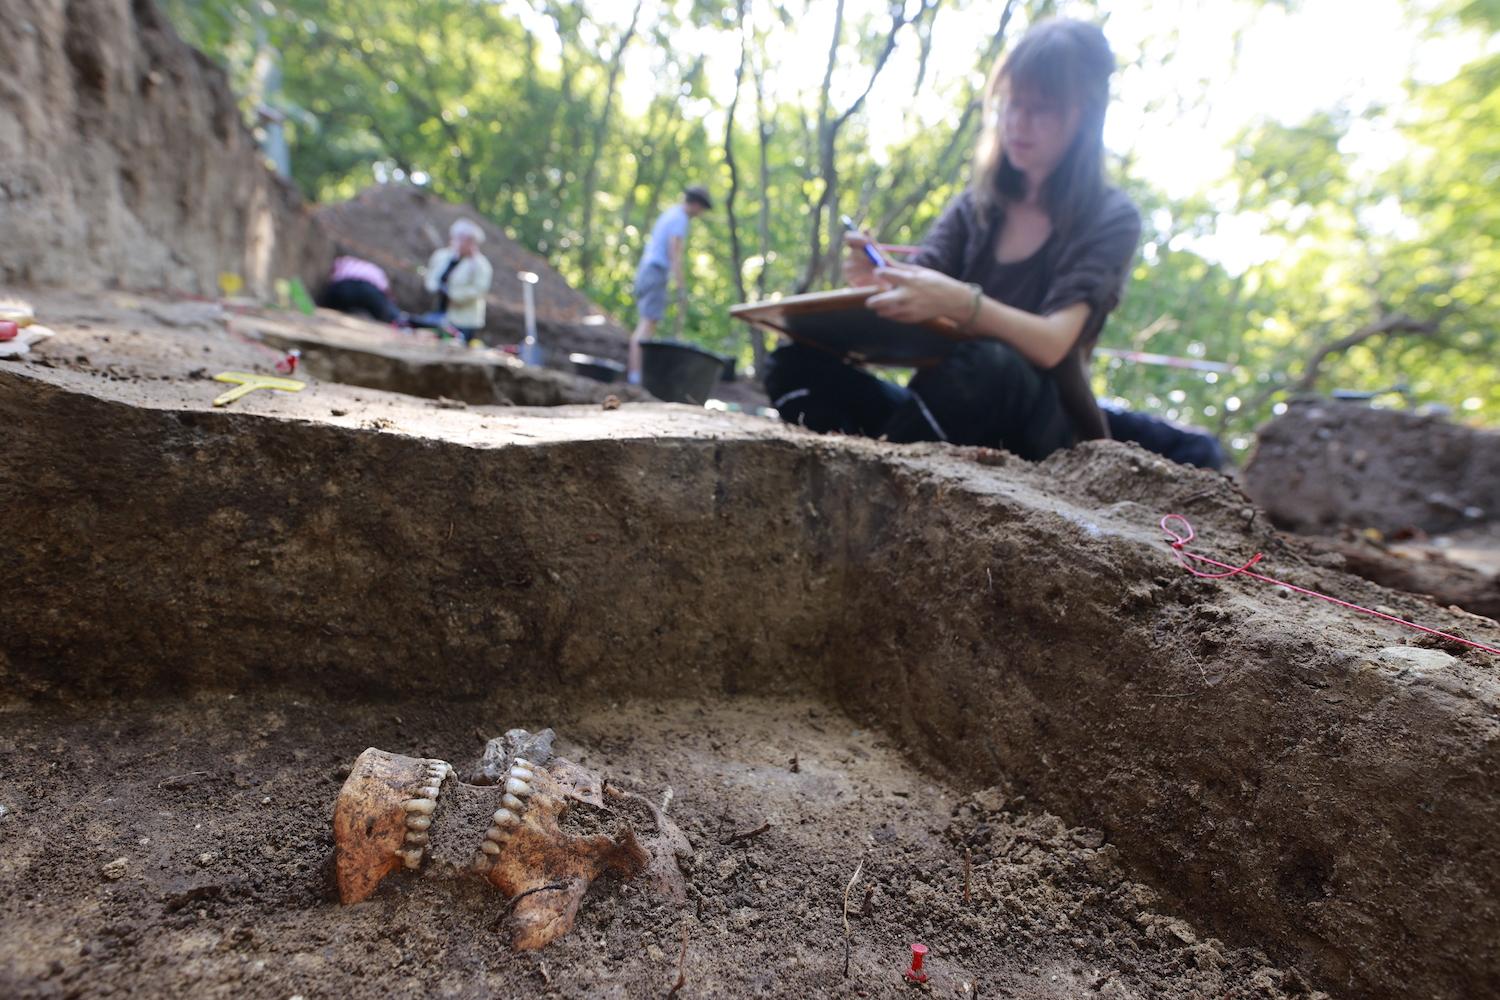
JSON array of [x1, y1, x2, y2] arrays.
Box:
[[729, 287, 966, 367]]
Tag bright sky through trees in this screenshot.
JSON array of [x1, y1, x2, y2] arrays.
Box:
[[583, 0, 1488, 272]]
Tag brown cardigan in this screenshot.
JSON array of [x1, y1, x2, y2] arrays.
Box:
[[912, 187, 1142, 441]]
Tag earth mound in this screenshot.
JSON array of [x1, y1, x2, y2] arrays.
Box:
[[0, 0, 330, 297]]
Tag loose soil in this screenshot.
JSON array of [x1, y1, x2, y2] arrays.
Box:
[[0, 695, 1323, 1000], [1244, 400, 1500, 535], [12, 289, 644, 409], [1299, 530, 1500, 623]]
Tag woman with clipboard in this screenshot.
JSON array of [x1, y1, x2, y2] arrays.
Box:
[[764, 18, 1140, 461]]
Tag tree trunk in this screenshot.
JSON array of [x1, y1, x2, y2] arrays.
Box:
[[795, 0, 932, 293], [795, 0, 846, 295], [873, 1, 1014, 236], [750, 40, 773, 372], [722, 0, 756, 370], [577, 0, 645, 289]]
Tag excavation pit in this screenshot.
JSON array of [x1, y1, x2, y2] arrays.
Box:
[[3, 297, 1499, 999]]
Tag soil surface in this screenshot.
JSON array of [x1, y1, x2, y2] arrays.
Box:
[[0, 694, 1324, 1000], [1299, 530, 1500, 623], [1244, 400, 1500, 535], [11, 289, 647, 409]]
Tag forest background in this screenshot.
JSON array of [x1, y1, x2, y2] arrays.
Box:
[[164, 0, 1499, 454]]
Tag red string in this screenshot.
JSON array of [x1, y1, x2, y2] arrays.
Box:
[[1160, 514, 1500, 657]]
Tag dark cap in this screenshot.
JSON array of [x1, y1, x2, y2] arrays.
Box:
[[684, 185, 714, 210]]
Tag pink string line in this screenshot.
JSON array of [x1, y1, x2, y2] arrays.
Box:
[[1160, 514, 1500, 658]]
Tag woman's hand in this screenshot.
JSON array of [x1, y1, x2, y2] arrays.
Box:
[[866, 264, 973, 325], [841, 231, 879, 287]]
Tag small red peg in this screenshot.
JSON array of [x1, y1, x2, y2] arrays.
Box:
[[903, 942, 929, 983]]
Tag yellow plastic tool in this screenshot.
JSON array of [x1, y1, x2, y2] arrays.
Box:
[[211, 371, 305, 407], [0, 304, 36, 328]]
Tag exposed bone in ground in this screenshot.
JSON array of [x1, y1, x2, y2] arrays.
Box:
[[0, 696, 1331, 999], [332, 729, 687, 950], [4, 307, 1499, 998]]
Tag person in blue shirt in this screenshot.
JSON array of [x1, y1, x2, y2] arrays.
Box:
[[629, 185, 712, 384]]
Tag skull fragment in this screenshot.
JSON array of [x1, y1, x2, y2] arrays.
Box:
[[332, 729, 688, 949]]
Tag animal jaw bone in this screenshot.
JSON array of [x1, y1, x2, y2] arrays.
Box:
[[331, 729, 687, 950]]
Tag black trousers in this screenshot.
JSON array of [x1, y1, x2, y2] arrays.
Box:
[[1103, 407, 1225, 470], [763, 342, 1075, 461], [320, 279, 402, 324]]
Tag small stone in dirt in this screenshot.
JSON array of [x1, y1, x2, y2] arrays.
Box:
[[972, 788, 1006, 813], [101, 857, 129, 881], [0, 804, 10, 820], [602, 395, 621, 410], [197, 851, 219, 866], [1071, 828, 1106, 850], [435, 397, 467, 410], [330, 408, 348, 417]]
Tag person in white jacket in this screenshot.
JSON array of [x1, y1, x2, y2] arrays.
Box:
[[424, 219, 494, 344]]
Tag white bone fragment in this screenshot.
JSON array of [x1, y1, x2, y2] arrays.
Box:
[[509, 767, 534, 782], [480, 840, 501, 855], [406, 815, 433, 831], [505, 778, 531, 797], [502, 793, 525, 812], [418, 786, 441, 800], [493, 808, 519, 826], [402, 798, 436, 815]]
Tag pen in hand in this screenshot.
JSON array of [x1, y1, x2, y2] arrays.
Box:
[[840, 215, 889, 270]]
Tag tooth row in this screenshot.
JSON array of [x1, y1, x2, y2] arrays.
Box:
[[472, 764, 533, 873], [397, 760, 451, 869]]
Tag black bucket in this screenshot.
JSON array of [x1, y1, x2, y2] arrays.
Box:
[[568, 353, 626, 384], [640, 340, 727, 405]]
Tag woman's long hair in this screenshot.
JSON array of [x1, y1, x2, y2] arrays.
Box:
[[971, 19, 1115, 242]]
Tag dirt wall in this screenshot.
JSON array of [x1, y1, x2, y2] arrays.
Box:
[[0, 0, 331, 297], [1245, 401, 1500, 534], [2, 364, 1498, 999]]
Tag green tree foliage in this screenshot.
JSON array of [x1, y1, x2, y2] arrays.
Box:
[[163, 0, 1500, 454]]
